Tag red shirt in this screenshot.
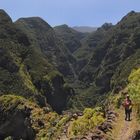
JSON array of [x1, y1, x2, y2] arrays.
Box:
[[123, 99, 132, 109]]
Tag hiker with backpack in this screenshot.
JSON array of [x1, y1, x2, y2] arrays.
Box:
[[123, 94, 132, 121]]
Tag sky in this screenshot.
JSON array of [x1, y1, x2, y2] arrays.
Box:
[[0, 0, 140, 27]]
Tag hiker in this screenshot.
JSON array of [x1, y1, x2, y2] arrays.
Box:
[[123, 94, 132, 121]]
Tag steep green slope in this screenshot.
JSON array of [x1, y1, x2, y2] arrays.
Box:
[[15, 18, 76, 78], [0, 10, 73, 113], [54, 24, 85, 53], [74, 23, 113, 60], [127, 68, 140, 117], [54, 23, 113, 78], [15, 18, 77, 112], [74, 23, 113, 71], [75, 11, 140, 107], [54, 24, 89, 78], [2, 9, 140, 111], [0, 9, 44, 103]]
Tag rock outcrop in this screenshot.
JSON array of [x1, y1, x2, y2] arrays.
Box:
[[80, 110, 117, 140]]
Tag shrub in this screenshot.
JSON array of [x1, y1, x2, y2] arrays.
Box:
[[68, 108, 105, 138], [43, 71, 62, 83], [127, 68, 140, 117]]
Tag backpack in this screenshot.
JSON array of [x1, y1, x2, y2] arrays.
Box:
[[124, 99, 132, 110]]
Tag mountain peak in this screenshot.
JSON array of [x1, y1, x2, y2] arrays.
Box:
[[54, 24, 69, 30], [127, 10, 136, 16], [59, 24, 69, 27], [100, 23, 113, 30], [120, 10, 138, 22], [16, 17, 52, 30], [0, 9, 12, 24], [54, 24, 78, 34]]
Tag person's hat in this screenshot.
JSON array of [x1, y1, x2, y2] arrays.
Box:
[[126, 94, 130, 97]]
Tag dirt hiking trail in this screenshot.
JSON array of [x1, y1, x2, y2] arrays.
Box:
[[110, 108, 140, 140]]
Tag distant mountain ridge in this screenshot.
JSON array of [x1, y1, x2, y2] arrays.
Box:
[[73, 26, 97, 33], [54, 24, 85, 53]]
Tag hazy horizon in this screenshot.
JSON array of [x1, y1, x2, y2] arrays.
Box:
[[1, 0, 140, 27]]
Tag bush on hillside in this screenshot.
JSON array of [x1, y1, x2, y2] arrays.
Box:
[[68, 108, 105, 138]]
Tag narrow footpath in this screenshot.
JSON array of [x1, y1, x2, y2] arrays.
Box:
[[110, 108, 140, 140]]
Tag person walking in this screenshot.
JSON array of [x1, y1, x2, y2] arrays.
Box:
[[123, 94, 132, 121]]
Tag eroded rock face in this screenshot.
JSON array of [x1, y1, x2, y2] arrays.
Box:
[[0, 95, 54, 140], [0, 105, 35, 140], [80, 110, 117, 140], [41, 72, 73, 113], [0, 95, 70, 139]]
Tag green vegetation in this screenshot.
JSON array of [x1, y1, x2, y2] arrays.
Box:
[[19, 63, 37, 93], [68, 108, 105, 138], [127, 68, 140, 117], [0, 10, 74, 113], [43, 70, 63, 83], [109, 68, 140, 117], [54, 24, 85, 53], [42, 71, 73, 113], [74, 23, 112, 61], [1, 9, 140, 139], [16, 18, 76, 77], [73, 11, 140, 109]]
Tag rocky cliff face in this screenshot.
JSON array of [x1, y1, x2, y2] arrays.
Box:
[[0, 95, 36, 139]]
